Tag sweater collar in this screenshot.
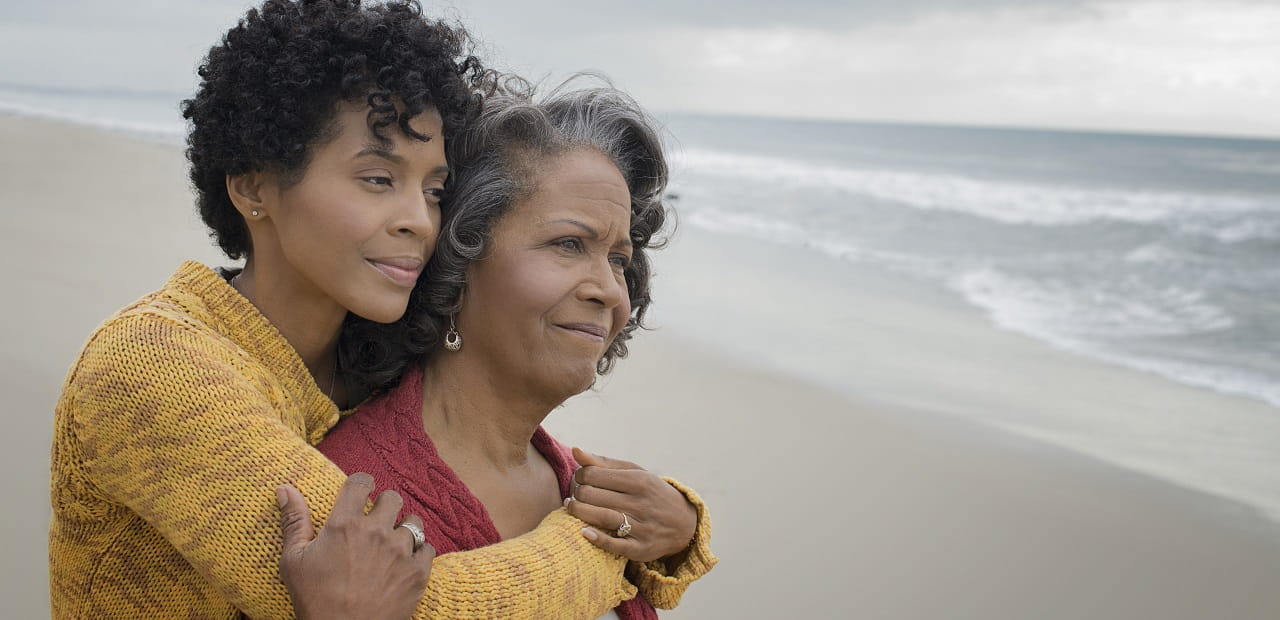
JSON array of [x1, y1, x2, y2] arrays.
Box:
[[375, 366, 578, 526], [386, 366, 576, 491], [168, 260, 341, 443]]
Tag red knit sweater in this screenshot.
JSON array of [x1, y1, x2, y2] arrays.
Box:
[[318, 366, 656, 619]]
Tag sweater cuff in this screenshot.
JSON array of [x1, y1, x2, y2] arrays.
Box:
[[628, 477, 718, 609], [418, 509, 637, 618]]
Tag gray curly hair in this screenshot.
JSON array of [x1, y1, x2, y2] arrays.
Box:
[[341, 76, 672, 395]]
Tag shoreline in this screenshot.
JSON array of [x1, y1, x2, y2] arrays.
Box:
[[5, 113, 1280, 618], [553, 325, 1280, 619], [645, 218, 1280, 526]]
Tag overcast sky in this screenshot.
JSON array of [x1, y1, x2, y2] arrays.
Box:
[[1, 0, 1277, 137]]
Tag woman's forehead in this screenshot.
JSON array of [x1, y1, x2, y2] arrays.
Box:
[[517, 150, 629, 220]]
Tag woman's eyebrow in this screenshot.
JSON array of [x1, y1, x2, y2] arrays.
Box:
[[353, 146, 449, 177], [550, 218, 599, 237], [354, 143, 404, 165], [550, 218, 633, 249]]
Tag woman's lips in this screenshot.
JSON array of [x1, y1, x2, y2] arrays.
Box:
[[367, 257, 423, 287], [557, 323, 608, 343]]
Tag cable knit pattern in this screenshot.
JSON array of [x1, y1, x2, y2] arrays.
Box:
[[320, 366, 716, 617], [49, 261, 634, 619]]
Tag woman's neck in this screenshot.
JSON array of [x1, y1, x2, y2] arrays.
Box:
[[230, 259, 345, 396], [419, 353, 558, 471]]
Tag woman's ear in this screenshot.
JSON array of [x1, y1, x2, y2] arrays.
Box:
[[226, 172, 271, 220]]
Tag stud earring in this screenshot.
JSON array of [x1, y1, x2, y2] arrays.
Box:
[[444, 315, 462, 351], [250, 209, 260, 217]]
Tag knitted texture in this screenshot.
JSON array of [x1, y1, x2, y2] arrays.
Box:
[[625, 478, 718, 609], [49, 261, 634, 619], [320, 366, 716, 616]]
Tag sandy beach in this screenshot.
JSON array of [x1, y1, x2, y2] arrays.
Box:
[[3, 113, 1279, 619]]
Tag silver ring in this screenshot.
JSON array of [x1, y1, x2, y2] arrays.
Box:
[[615, 513, 632, 538], [398, 521, 426, 552]]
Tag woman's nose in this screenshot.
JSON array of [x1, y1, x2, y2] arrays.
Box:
[[577, 257, 625, 308], [391, 191, 437, 238]]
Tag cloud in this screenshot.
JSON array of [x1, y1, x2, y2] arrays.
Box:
[[449, 0, 1092, 32], [2, 0, 1276, 136], [0, 0, 254, 92], [456, 0, 1280, 137]]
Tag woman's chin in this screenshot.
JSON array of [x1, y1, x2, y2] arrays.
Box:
[[563, 366, 601, 398], [347, 297, 411, 324], [534, 363, 600, 404]]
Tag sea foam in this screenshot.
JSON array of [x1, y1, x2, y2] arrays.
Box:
[[672, 148, 1280, 242]]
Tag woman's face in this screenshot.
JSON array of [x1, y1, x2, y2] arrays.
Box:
[[459, 147, 633, 399], [247, 101, 448, 323]]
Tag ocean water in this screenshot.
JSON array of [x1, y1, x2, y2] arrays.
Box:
[[658, 113, 1280, 522], [4, 82, 1278, 519], [663, 113, 1280, 411], [0, 82, 188, 143]]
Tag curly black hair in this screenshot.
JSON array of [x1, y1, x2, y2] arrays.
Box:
[[181, 0, 492, 259], [340, 80, 673, 397]]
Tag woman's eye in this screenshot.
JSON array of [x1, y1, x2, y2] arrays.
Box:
[[609, 255, 631, 269], [555, 238, 585, 253], [424, 187, 445, 200], [361, 176, 393, 187]]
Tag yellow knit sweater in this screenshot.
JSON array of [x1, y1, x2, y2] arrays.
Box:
[[49, 261, 716, 619]]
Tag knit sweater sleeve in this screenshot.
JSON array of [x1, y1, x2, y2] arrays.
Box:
[[69, 312, 633, 619], [627, 477, 719, 609]]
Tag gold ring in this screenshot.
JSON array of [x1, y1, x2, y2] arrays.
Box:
[[615, 513, 632, 538]]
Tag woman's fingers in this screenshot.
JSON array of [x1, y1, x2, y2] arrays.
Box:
[[567, 452, 699, 563], [331, 472, 376, 518], [368, 488, 405, 525], [409, 514, 436, 574], [277, 480, 434, 620], [573, 446, 642, 471], [276, 484, 315, 559], [572, 481, 634, 512], [397, 513, 434, 557], [574, 464, 647, 495], [580, 526, 641, 558], [564, 495, 632, 534]]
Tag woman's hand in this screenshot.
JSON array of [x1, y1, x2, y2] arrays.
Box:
[[564, 447, 698, 563], [276, 473, 434, 620]]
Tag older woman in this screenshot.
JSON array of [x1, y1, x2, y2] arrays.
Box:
[[310, 85, 717, 618], [48, 2, 684, 618]]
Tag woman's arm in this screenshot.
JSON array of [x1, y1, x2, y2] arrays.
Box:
[[71, 312, 633, 619], [279, 483, 640, 619], [566, 449, 719, 609], [625, 478, 718, 609]]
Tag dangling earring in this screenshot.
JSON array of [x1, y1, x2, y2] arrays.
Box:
[[444, 314, 462, 351]]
